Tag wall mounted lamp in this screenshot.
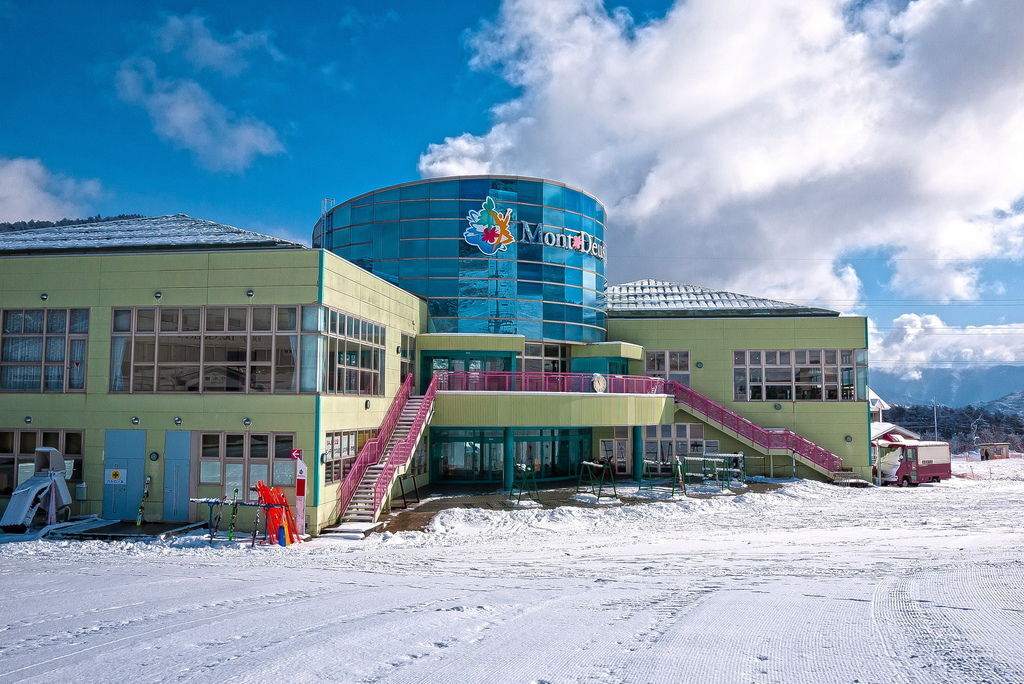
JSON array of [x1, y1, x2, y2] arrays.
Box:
[[242, 417, 252, 427], [24, 416, 32, 425], [153, 291, 162, 299], [130, 416, 140, 425], [246, 289, 255, 298], [39, 293, 48, 301], [173, 416, 183, 426]]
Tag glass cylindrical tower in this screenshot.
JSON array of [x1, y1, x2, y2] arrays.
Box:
[[313, 176, 607, 343]]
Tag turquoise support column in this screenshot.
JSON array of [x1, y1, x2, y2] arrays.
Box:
[[503, 427, 514, 491], [632, 425, 644, 482]]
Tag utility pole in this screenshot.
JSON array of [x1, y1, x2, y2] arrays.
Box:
[[933, 402, 939, 441]]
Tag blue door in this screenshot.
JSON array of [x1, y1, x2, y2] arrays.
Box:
[[163, 432, 192, 521], [103, 430, 146, 520]]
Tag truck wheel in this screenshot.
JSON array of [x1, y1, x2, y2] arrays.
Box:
[[899, 477, 909, 487]]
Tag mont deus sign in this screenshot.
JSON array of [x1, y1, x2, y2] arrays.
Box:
[[463, 196, 605, 260]]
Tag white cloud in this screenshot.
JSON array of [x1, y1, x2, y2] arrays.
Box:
[[156, 15, 284, 77], [116, 58, 284, 172], [419, 0, 1024, 305], [871, 313, 1024, 379], [0, 157, 101, 222]]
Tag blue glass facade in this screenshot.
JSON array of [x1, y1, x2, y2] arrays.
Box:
[[313, 176, 607, 343]]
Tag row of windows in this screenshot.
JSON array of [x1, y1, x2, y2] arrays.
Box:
[[324, 203, 605, 234], [0, 429, 84, 495], [645, 350, 691, 387], [198, 432, 296, 499], [113, 306, 386, 345], [110, 306, 386, 395], [323, 429, 378, 484], [733, 349, 868, 402], [1, 309, 89, 393]]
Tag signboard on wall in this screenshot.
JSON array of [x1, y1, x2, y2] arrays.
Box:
[[463, 195, 605, 260], [104, 468, 126, 485]]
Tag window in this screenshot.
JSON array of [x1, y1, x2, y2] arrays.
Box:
[[523, 342, 568, 372], [198, 432, 295, 499], [400, 333, 416, 382], [733, 349, 867, 402], [111, 306, 319, 394], [322, 306, 387, 396], [645, 350, 690, 386], [1, 309, 88, 392], [642, 423, 710, 476], [323, 429, 378, 483], [0, 429, 84, 495]]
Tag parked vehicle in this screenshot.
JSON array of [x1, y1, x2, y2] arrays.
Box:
[[872, 438, 951, 486]]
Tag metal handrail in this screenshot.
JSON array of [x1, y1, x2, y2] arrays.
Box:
[[337, 374, 412, 518], [372, 373, 440, 515], [436, 371, 666, 394], [665, 381, 846, 473]]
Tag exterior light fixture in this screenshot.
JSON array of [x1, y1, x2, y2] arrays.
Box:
[[773, 403, 783, 411], [242, 417, 252, 427], [154, 291, 162, 299], [131, 416, 140, 425], [149, 451, 160, 462], [844, 435, 854, 443], [173, 416, 183, 426], [695, 361, 704, 369], [364, 400, 371, 410], [245, 289, 255, 298], [39, 293, 48, 301], [24, 416, 32, 425]]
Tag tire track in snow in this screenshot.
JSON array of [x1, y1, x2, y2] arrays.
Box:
[[872, 562, 1024, 683]]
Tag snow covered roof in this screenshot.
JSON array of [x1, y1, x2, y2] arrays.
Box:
[[605, 280, 838, 318], [868, 388, 891, 412], [871, 422, 921, 441], [0, 214, 306, 255]]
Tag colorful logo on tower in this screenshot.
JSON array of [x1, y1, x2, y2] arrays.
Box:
[[464, 196, 515, 256]]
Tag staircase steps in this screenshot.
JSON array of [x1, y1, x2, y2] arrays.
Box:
[[338, 391, 432, 525]]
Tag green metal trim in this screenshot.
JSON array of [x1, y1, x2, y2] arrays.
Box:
[[313, 249, 325, 508]]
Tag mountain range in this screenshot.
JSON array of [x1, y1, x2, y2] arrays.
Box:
[[870, 365, 1024, 409]]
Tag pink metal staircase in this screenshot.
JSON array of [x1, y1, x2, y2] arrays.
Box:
[[338, 375, 438, 524], [664, 381, 853, 479]]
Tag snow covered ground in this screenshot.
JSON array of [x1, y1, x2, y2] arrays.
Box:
[[1, 465, 1022, 683]]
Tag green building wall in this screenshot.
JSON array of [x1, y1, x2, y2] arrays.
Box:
[[0, 249, 427, 535], [608, 315, 872, 477]]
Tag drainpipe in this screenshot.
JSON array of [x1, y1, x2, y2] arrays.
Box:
[[632, 425, 643, 482]]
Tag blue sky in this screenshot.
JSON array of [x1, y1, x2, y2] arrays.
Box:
[[2, 0, 1024, 372]]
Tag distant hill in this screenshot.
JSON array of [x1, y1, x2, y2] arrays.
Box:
[[0, 214, 145, 232], [972, 390, 1024, 416], [870, 365, 1024, 407]]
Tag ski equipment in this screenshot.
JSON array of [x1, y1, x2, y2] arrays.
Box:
[[136, 475, 153, 527]]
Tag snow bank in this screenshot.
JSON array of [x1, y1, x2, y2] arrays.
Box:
[[952, 458, 1024, 481]]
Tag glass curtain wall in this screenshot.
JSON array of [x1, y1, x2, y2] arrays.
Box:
[[314, 177, 607, 344]]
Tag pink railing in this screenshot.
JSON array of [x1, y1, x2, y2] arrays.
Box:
[[665, 381, 847, 474], [337, 374, 413, 518], [372, 373, 440, 515], [436, 371, 667, 394]]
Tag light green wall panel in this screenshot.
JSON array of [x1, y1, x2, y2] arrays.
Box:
[[571, 341, 644, 360], [416, 334, 526, 353], [432, 393, 674, 428]]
